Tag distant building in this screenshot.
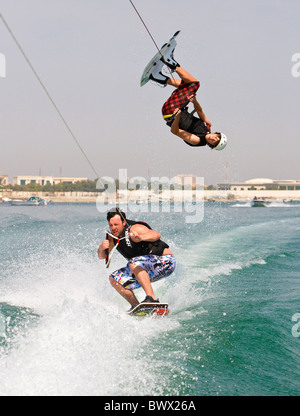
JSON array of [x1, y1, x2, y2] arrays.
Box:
[[218, 178, 300, 191], [0, 175, 8, 186], [13, 176, 89, 186], [52, 177, 89, 185]]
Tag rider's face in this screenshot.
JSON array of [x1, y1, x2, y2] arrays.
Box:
[[205, 133, 220, 147], [109, 215, 126, 237]]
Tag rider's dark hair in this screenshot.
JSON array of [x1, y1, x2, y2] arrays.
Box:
[[106, 208, 126, 222]]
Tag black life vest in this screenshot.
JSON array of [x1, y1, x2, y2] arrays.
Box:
[[166, 107, 209, 147], [179, 109, 209, 147], [114, 220, 169, 260]]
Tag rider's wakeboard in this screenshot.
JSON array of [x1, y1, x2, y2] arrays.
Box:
[[140, 31, 180, 87], [128, 302, 169, 317]]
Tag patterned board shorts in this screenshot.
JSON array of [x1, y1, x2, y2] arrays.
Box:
[[110, 255, 176, 291], [162, 80, 200, 121]]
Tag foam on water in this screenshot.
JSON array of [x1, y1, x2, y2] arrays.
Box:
[[1, 204, 300, 396], [0, 247, 181, 396]]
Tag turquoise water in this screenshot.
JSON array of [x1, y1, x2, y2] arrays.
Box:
[[0, 202, 299, 396]]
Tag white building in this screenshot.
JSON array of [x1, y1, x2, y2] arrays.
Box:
[[218, 178, 300, 191], [13, 176, 89, 186]]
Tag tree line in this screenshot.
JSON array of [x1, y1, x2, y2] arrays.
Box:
[[2, 179, 216, 193], [3, 180, 99, 193]]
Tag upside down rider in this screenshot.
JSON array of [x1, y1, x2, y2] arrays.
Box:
[[151, 52, 228, 151]]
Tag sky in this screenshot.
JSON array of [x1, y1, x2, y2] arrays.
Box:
[[0, 0, 299, 185]]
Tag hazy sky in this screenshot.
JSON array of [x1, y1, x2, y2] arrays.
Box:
[[1, 0, 299, 185]]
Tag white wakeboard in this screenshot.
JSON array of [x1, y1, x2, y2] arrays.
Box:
[[140, 31, 180, 87]]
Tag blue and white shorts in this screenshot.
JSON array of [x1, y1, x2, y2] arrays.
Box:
[[110, 255, 176, 290]]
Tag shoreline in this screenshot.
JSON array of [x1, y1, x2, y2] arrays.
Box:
[[1, 190, 300, 203]]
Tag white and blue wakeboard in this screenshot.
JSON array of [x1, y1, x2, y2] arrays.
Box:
[[140, 31, 180, 87]]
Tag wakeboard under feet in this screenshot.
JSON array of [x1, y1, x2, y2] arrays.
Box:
[[140, 31, 180, 87]]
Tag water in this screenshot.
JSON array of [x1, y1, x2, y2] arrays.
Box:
[[0, 202, 299, 396]]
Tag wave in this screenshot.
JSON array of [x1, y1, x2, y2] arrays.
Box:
[[167, 215, 300, 312], [0, 303, 39, 350], [1, 205, 299, 396], [0, 246, 182, 396], [231, 201, 297, 208]]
